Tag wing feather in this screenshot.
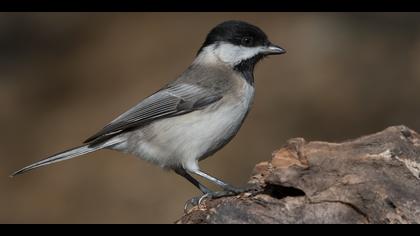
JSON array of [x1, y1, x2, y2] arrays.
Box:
[[84, 83, 222, 144]]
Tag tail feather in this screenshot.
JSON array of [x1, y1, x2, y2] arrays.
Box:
[[10, 139, 120, 177]]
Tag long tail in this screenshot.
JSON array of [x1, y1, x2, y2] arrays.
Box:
[[10, 140, 120, 177]]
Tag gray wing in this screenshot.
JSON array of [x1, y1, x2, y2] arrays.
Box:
[[84, 83, 222, 144]]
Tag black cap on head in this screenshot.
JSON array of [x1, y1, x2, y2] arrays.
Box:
[[198, 20, 270, 54], [195, 20, 285, 85]]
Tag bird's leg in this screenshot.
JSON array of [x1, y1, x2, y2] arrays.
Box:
[[174, 167, 211, 194], [190, 169, 247, 198], [186, 169, 256, 208], [174, 167, 213, 211], [177, 168, 255, 211]]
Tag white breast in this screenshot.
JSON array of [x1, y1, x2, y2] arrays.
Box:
[[113, 80, 254, 172]]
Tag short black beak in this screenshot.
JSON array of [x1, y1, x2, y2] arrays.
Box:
[[263, 43, 286, 55]]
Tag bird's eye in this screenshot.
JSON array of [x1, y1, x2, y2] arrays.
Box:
[[241, 36, 253, 46]]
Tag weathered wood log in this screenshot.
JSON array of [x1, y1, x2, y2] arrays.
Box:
[[176, 126, 420, 224]]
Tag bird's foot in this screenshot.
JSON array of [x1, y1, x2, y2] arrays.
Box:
[[183, 185, 260, 213], [183, 191, 237, 213]]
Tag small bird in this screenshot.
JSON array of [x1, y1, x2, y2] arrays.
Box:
[[11, 20, 285, 198]]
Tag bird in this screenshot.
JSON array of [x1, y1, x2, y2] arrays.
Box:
[[11, 20, 285, 199]]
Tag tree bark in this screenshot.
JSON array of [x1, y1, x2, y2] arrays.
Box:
[[176, 126, 420, 224]]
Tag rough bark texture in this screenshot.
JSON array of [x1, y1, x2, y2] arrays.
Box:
[[176, 126, 420, 224]]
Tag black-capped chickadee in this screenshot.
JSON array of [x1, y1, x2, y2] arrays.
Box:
[[12, 20, 285, 198]]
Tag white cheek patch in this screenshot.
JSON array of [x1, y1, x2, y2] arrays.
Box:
[[214, 43, 265, 66], [194, 43, 265, 66]]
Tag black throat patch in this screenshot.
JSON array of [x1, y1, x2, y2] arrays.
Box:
[[233, 54, 265, 86]]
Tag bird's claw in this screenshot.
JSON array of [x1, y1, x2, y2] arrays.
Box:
[[183, 185, 261, 213], [183, 193, 215, 213], [198, 193, 210, 205], [183, 189, 248, 213]]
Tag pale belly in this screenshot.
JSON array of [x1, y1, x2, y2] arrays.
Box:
[[111, 86, 254, 171]]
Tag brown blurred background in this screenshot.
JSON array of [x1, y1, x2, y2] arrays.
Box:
[[1, 12, 420, 223]]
